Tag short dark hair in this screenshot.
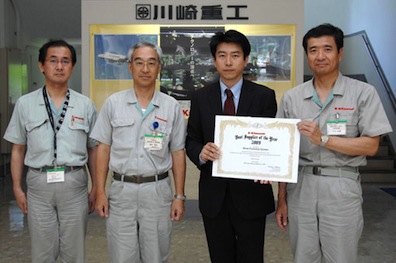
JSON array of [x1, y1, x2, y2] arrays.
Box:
[[209, 29, 251, 59], [38, 39, 77, 66], [302, 23, 344, 53]]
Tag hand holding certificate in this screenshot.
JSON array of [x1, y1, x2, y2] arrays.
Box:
[[213, 116, 300, 183]]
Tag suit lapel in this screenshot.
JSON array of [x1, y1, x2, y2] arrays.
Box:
[[236, 80, 253, 115], [208, 82, 223, 115]]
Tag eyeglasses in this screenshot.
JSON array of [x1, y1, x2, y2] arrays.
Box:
[[46, 59, 71, 66], [132, 59, 158, 69]]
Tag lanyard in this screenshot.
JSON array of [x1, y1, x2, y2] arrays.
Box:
[[42, 86, 70, 165]]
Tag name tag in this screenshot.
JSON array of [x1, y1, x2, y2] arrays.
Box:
[[144, 134, 164, 150], [47, 167, 65, 183], [326, 120, 347, 135]]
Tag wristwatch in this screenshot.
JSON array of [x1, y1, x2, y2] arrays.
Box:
[[320, 135, 329, 146], [174, 194, 187, 201]]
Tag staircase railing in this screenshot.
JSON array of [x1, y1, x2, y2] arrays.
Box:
[[340, 31, 396, 152]]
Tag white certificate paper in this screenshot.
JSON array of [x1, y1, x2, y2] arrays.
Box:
[[213, 116, 300, 183]]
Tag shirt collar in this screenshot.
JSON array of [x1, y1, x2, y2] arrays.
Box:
[[305, 72, 345, 100], [127, 88, 162, 106], [332, 73, 346, 96], [126, 88, 138, 104], [220, 77, 243, 99]]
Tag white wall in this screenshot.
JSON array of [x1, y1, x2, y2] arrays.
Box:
[[13, 0, 81, 47], [0, 0, 18, 48], [304, 0, 396, 93]]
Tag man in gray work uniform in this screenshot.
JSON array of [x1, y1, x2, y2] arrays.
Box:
[[275, 23, 392, 263], [91, 41, 186, 263], [3, 39, 98, 262]]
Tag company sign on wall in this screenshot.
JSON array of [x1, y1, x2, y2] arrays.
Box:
[[82, 0, 304, 101], [135, 4, 249, 21]]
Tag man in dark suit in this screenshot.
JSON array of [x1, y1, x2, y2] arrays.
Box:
[[186, 30, 277, 263]]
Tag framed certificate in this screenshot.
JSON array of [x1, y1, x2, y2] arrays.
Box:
[[213, 116, 300, 183]]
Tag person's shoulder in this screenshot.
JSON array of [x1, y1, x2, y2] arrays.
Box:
[[69, 89, 93, 100], [244, 79, 274, 93], [293, 81, 310, 90], [338, 75, 379, 100], [94, 90, 127, 111], [244, 79, 265, 87], [280, 81, 310, 101], [156, 90, 179, 104], [342, 75, 374, 90], [15, 88, 41, 103], [105, 89, 131, 102], [195, 82, 219, 96], [69, 89, 96, 107]]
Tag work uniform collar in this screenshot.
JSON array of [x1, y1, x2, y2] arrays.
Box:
[[304, 72, 345, 100], [127, 88, 160, 107]]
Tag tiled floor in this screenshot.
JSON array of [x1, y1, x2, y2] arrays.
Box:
[[1, 160, 395, 262]]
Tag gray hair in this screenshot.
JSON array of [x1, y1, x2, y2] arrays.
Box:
[[127, 42, 163, 63]]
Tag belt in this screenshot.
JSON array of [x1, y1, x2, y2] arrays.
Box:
[[300, 166, 360, 181], [29, 166, 84, 173], [113, 172, 168, 184]]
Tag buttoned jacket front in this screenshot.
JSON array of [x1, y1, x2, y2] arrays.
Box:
[[90, 88, 186, 176], [4, 88, 97, 168], [277, 73, 392, 167]]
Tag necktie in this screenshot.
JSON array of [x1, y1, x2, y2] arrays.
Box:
[[224, 89, 235, 115]]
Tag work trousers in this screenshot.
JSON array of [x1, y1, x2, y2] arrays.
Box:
[[106, 176, 173, 263], [287, 173, 363, 263], [27, 168, 89, 263]]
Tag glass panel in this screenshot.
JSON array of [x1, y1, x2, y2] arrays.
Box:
[[340, 32, 396, 149], [8, 49, 28, 121]]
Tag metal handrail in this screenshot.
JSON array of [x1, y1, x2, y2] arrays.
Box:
[[360, 33, 396, 112]]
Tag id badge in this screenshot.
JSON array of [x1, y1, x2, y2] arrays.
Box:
[[47, 167, 65, 183], [144, 134, 164, 150], [326, 120, 347, 135]]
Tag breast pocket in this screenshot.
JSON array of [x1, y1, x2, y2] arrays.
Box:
[[111, 118, 136, 150], [342, 113, 359, 137], [26, 119, 52, 154], [149, 125, 171, 158], [68, 123, 90, 155]]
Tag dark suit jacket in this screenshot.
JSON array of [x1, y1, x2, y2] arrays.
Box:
[[186, 79, 277, 219]]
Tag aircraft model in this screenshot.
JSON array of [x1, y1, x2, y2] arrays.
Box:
[[98, 52, 129, 64]]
